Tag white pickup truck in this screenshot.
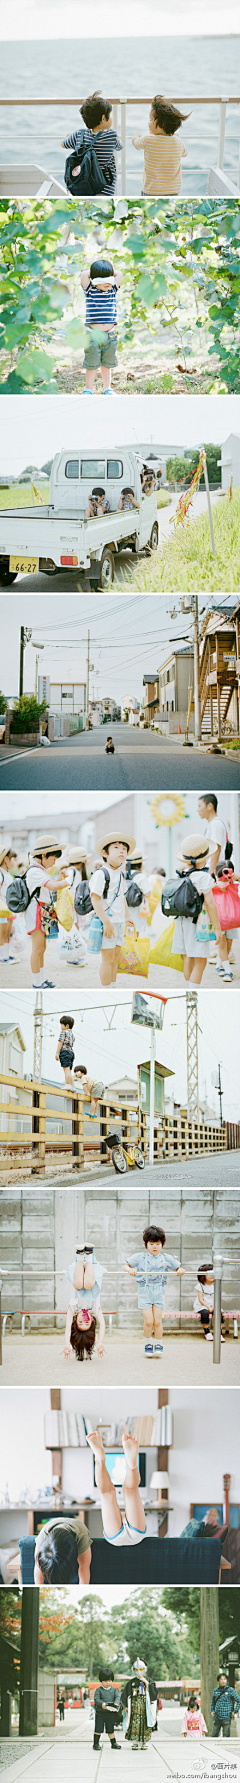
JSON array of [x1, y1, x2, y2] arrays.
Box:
[[0, 448, 159, 591]]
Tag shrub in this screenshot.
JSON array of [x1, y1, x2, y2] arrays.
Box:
[[11, 694, 47, 733]]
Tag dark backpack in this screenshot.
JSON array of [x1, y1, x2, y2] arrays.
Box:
[[125, 880, 143, 909], [64, 133, 115, 197], [6, 873, 42, 914], [161, 868, 205, 926], [74, 866, 110, 919]]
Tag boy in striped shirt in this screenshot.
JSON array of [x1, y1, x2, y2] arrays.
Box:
[[63, 91, 122, 195], [81, 257, 122, 393], [133, 94, 188, 196]]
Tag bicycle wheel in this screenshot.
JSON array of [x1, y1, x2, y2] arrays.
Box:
[[112, 1147, 127, 1174], [133, 1146, 145, 1169]]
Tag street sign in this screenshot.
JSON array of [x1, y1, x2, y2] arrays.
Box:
[[131, 993, 167, 1029]]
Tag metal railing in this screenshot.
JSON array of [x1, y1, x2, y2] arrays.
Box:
[[0, 1257, 240, 1365], [0, 96, 239, 193]]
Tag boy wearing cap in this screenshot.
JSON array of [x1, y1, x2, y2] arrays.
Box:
[[171, 834, 229, 985], [24, 836, 64, 989], [90, 829, 135, 986]]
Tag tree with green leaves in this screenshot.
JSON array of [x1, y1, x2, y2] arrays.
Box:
[[0, 196, 239, 394]]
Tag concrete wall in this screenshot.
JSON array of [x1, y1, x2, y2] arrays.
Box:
[[1, 1188, 239, 1327]]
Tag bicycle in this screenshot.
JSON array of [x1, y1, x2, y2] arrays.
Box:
[[112, 1140, 145, 1174]]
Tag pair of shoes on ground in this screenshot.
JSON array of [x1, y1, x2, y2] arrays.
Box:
[[145, 1341, 163, 1356], [204, 1330, 225, 1342]]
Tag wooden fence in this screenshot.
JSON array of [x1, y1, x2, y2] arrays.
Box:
[[0, 1069, 236, 1178]]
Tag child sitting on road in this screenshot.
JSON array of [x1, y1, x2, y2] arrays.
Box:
[[62, 92, 122, 195], [193, 1264, 225, 1342], [55, 1014, 75, 1087], [105, 735, 115, 754], [62, 1245, 106, 1361], [132, 94, 188, 195], [124, 1223, 184, 1357], [81, 258, 122, 393]]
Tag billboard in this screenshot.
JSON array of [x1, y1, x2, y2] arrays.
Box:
[[131, 993, 167, 1029]]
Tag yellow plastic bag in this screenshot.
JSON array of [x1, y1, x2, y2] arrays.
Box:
[[149, 918, 183, 972], [118, 922, 150, 978], [55, 886, 74, 932], [147, 878, 163, 922]]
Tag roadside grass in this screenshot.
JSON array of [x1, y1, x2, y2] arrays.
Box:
[[129, 490, 240, 592], [0, 483, 49, 508]]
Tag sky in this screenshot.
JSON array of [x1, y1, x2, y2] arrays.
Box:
[[0, 397, 239, 480], [1, 1, 238, 35], [1, 987, 239, 1118], [0, 593, 225, 704]]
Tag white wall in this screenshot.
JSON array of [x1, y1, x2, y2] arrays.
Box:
[[168, 1388, 240, 1536], [0, 1385, 158, 1508]]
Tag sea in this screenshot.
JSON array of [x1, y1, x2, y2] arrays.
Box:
[[0, 37, 239, 192]]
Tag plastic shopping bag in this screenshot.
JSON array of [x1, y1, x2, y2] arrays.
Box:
[[57, 923, 87, 966], [211, 870, 240, 931], [118, 922, 150, 977], [149, 918, 183, 972], [147, 878, 163, 922], [55, 886, 75, 932]]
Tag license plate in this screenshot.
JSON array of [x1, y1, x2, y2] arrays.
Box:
[[9, 555, 39, 575]]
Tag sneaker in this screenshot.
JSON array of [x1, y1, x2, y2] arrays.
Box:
[[40, 979, 56, 988], [145, 1342, 154, 1356], [154, 1342, 163, 1354], [83, 388, 93, 395], [205, 1331, 213, 1340], [221, 1334, 226, 1342], [222, 967, 233, 981], [103, 387, 112, 395]]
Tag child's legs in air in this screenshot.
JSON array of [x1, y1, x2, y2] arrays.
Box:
[[73, 1257, 84, 1288], [82, 1258, 95, 1290], [87, 1432, 123, 1537], [122, 1432, 146, 1533], [30, 929, 46, 973], [153, 1305, 163, 1340], [143, 1306, 154, 1340]]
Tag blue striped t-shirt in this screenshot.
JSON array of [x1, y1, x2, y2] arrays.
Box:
[[85, 280, 118, 327], [63, 127, 122, 194]]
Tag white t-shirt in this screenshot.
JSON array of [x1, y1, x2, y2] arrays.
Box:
[[193, 1280, 214, 1313], [185, 868, 213, 896], [25, 859, 52, 933], [203, 817, 227, 866], [90, 865, 126, 923]]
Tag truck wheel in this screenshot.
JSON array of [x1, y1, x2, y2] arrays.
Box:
[[99, 548, 114, 590], [150, 522, 159, 551], [0, 558, 17, 586]]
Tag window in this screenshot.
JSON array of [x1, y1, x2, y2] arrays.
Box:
[[65, 460, 79, 479], [80, 460, 105, 480], [107, 460, 123, 479]]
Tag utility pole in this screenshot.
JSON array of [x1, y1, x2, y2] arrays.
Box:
[[193, 596, 201, 742], [33, 992, 43, 1082], [19, 626, 32, 698], [217, 1061, 223, 1126], [149, 1028, 156, 1168], [19, 1588, 39, 1736], [86, 629, 90, 727], [186, 991, 199, 1121], [201, 1588, 219, 1732]]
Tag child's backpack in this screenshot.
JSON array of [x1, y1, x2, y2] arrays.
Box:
[[161, 869, 204, 926], [6, 873, 42, 914], [125, 880, 143, 909], [64, 134, 115, 197], [74, 867, 110, 919]]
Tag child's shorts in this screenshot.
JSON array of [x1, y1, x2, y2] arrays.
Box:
[[104, 1517, 146, 1546], [59, 1046, 74, 1068], [101, 918, 125, 951], [84, 329, 118, 369]]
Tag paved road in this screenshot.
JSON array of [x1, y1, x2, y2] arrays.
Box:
[[1, 1329, 239, 1388], [0, 1707, 226, 1783], [0, 724, 239, 792], [3, 1150, 238, 1190]]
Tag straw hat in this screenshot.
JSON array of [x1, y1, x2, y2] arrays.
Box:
[[128, 848, 146, 867], [97, 829, 135, 856], [0, 842, 13, 866], [176, 833, 211, 867], [31, 835, 62, 858], [67, 846, 90, 867]]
